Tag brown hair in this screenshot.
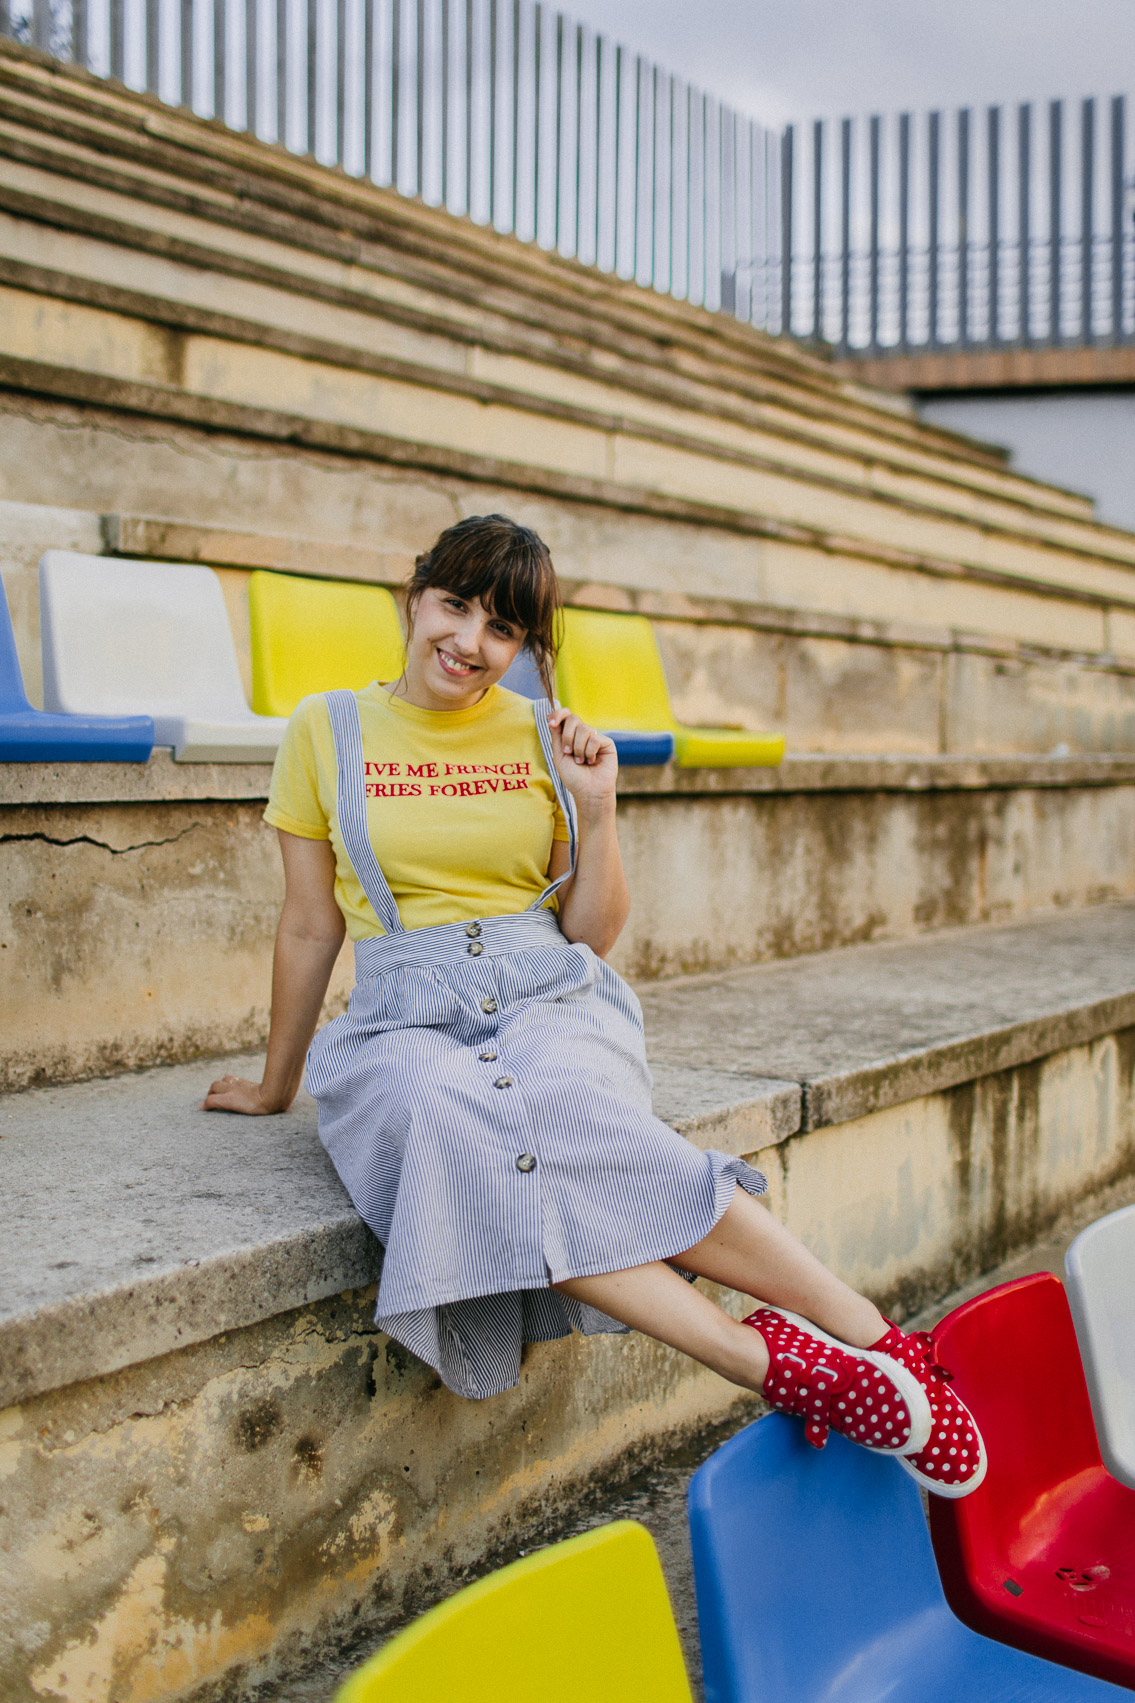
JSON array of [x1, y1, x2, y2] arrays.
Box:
[[404, 514, 561, 700]]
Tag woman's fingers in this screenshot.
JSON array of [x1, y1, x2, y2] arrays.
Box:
[[201, 1076, 269, 1114], [550, 710, 607, 765]]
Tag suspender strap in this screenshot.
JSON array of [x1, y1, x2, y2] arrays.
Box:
[[531, 698, 578, 911], [325, 690, 405, 936]]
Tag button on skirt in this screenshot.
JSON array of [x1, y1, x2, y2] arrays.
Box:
[[307, 936, 767, 1399]]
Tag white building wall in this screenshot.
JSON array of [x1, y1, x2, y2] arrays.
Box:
[[919, 390, 1135, 533]]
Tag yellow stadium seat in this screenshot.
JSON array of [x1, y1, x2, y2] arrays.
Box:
[[248, 572, 405, 717], [555, 607, 785, 769], [334, 1521, 694, 1703]]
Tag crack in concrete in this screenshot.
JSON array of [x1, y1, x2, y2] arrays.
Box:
[[0, 825, 201, 854]]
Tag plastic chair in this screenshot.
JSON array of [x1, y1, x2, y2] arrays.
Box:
[[688, 1411, 1125, 1702], [929, 1273, 1135, 1690], [248, 571, 406, 716], [500, 640, 675, 765], [39, 552, 286, 762], [334, 1520, 693, 1703], [0, 571, 153, 762], [555, 607, 783, 769], [1067, 1204, 1135, 1491]]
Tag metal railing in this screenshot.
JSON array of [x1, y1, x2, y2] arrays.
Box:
[[0, 0, 784, 323], [782, 100, 1135, 354], [2, 0, 1133, 358]]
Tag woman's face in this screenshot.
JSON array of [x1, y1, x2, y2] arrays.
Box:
[[399, 584, 526, 710]]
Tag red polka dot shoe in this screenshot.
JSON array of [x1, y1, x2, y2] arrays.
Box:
[[744, 1307, 932, 1455], [871, 1321, 988, 1498]]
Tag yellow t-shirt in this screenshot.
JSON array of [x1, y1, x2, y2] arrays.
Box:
[[264, 683, 570, 938]]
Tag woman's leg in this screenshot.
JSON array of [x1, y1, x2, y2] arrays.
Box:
[[554, 1260, 773, 1392], [673, 1190, 887, 1349], [552, 1189, 887, 1391]]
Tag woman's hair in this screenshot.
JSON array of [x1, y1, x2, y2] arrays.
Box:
[[404, 514, 561, 700]]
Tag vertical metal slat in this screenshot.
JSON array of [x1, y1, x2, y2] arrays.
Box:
[[533, 2, 542, 242], [868, 113, 880, 349], [71, 0, 88, 66], [593, 29, 602, 266], [110, 0, 125, 81], [553, 11, 563, 249], [415, 0, 424, 195], [1111, 94, 1125, 343], [510, 0, 520, 232], [391, 0, 401, 189], [32, 0, 52, 53], [1018, 101, 1031, 342], [987, 105, 1000, 342], [441, 0, 450, 206], [336, 0, 347, 162], [488, 0, 498, 225], [839, 115, 851, 348], [780, 120, 793, 336], [811, 117, 823, 340], [1081, 95, 1095, 343], [464, 0, 473, 213], [928, 110, 940, 344], [215, 0, 227, 123], [632, 53, 641, 280], [613, 42, 623, 271], [304, 0, 316, 153], [145, 0, 160, 92], [362, 0, 375, 175], [182, 0, 195, 106], [957, 106, 970, 345], [1049, 98, 1063, 344], [898, 111, 910, 348], [573, 21, 584, 256]]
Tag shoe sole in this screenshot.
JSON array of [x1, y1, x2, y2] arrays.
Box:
[[897, 1430, 989, 1498], [756, 1307, 933, 1456]]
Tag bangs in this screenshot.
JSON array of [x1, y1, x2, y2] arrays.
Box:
[[422, 546, 548, 634]]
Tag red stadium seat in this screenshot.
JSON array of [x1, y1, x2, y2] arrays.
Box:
[[929, 1272, 1135, 1690]]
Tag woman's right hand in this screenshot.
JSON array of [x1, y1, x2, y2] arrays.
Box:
[[201, 1074, 284, 1115]]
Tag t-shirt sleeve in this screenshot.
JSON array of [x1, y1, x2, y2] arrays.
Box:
[[264, 699, 331, 840], [551, 795, 570, 843]]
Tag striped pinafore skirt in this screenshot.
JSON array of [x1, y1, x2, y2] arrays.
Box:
[[306, 690, 768, 1399]]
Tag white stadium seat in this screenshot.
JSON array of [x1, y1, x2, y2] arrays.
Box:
[[39, 551, 287, 762], [1065, 1202, 1135, 1491]]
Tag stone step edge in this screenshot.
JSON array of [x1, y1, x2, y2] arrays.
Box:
[[4, 980, 1133, 1410], [6, 751, 1135, 810]]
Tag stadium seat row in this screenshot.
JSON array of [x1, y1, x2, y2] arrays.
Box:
[[334, 1203, 1135, 1702], [0, 554, 784, 768]]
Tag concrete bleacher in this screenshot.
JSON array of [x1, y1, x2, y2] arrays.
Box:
[[4, 905, 1134, 1703], [4, 34, 1135, 1703]]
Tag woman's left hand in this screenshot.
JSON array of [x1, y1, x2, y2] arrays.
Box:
[[547, 708, 618, 809]]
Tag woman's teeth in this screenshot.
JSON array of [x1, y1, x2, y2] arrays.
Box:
[[438, 648, 477, 676]]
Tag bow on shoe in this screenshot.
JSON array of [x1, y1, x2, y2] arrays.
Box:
[[905, 1330, 955, 1384]]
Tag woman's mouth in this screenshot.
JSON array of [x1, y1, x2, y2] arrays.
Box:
[[436, 646, 480, 679]]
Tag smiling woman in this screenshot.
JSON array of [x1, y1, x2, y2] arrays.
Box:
[[200, 513, 985, 1497]]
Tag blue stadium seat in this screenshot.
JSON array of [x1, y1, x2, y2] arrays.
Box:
[[0, 574, 153, 762], [688, 1413, 1127, 1703]]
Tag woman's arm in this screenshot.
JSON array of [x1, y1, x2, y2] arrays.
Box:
[[546, 709, 630, 958], [203, 831, 346, 1114]]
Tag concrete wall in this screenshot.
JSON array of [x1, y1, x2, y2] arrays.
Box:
[[919, 389, 1135, 535], [4, 758, 1135, 1090], [3, 1020, 1132, 1703]]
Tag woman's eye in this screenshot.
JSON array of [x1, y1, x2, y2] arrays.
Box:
[[492, 624, 515, 638]]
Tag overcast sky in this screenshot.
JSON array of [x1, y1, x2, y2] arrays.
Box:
[[560, 0, 1135, 128]]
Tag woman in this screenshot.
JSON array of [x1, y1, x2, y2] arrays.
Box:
[[205, 514, 983, 1498]]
